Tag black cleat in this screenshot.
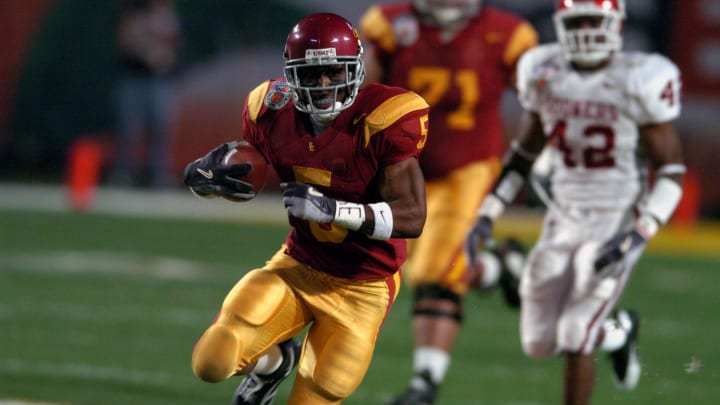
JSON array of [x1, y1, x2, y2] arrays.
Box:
[[387, 370, 438, 405], [494, 237, 526, 308], [232, 338, 301, 405], [608, 309, 641, 390]]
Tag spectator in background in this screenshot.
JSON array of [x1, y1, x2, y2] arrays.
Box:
[[111, 0, 181, 188]]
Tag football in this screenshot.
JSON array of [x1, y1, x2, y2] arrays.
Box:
[[222, 141, 269, 200]]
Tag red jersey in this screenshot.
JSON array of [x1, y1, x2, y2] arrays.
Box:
[[242, 79, 429, 280], [360, 4, 537, 179]]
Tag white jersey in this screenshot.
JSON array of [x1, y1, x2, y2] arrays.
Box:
[[517, 44, 681, 210]]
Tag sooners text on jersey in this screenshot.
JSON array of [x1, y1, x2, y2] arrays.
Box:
[[517, 43, 681, 210]]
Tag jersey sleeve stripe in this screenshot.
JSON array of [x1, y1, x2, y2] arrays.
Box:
[[502, 21, 539, 67], [364, 92, 429, 146], [359, 5, 396, 53], [246, 80, 271, 123]]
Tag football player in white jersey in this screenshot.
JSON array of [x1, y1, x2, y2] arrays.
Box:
[[464, 0, 685, 404]]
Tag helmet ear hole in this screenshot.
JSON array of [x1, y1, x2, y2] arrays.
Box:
[[283, 13, 366, 119]]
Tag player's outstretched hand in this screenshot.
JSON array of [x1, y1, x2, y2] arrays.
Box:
[[464, 215, 494, 268], [593, 229, 647, 277], [184, 142, 255, 201]]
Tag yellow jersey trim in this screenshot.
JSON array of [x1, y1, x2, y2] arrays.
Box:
[[247, 81, 271, 123], [360, 5, 397, 53], [292, 166, 332, 187], [502, 21, 539, 67], [364, 92, 429, 146]]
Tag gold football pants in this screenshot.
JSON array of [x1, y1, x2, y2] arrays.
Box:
[[191, 248, 401, 404], [404, 158, 500, 295]]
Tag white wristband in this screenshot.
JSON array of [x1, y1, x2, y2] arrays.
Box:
[[644, 176, 683, 225], [495, 170, 525, 204], [657, 164, 687, 177], [635, 214, 660, 240], [478, 193, 506, 220], [368, 202, 393, 240], [333, 201, 366, 231]]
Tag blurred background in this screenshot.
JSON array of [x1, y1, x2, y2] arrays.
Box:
[[1, 0, 719, 219]]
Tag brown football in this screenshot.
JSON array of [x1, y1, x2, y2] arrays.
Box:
[[222, 141, 269, 199]]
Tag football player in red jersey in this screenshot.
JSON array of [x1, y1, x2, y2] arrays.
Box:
[[359, 1, 538, 402], [466, 0, 685, 404], [183, 13, 429, 405]]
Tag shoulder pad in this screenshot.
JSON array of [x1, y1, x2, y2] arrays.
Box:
[[363, 86, 429, 145], [246, 80, 293, 123], [360, 4, 418, 52], [502, 21, 539, 67], [517, 44, 564, 111], [625, 53, 681, 124]]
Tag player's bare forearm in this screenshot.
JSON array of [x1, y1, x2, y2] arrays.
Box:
[[369, 157, 426, 238], [507, 111, 547, 171], [640, 121, 685, 182]]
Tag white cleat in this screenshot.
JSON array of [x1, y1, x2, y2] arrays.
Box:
[[608, 309, 641, 390]]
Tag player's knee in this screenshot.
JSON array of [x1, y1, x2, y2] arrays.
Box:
[[191, 324, 243, 383], [413, 284, 463, 322], [292, 372, 345, 403], [407, 262, 446, 286], [522, 337, 556, 360], [310, 332, 371, 400]]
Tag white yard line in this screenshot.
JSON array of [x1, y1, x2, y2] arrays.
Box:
[[0, 182, 286, 224], [0, 359, 173, 386], [1, 250, 228, 281]]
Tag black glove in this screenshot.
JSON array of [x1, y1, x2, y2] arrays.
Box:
[[593, 229, 647, 276], [281, 182, 336, 223], [183, 142, 254, 202], [464, 215, 494, 267]]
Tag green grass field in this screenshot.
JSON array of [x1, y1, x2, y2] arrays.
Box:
[[1, 207, 719, 405]]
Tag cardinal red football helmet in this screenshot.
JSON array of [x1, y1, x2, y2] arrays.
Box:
[[284, 13, 365, 122], [554, 0, 625, 66]]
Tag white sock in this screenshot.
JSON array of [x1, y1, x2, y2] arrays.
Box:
[[253, 344, 283, 375], [478, 252, 501, 288], [600, 318, 627, 352], [412, 347, 450, 389]]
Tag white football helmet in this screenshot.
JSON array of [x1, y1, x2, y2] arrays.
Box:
[[553, 0, 626, 67], [283, 13, 365, 123], [413, 0, 482, 29]]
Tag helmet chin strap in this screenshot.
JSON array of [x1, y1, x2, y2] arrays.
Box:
[[309, 101, 343, 125], [568, 49, 615, 70], [429, 8, 463, 25]]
